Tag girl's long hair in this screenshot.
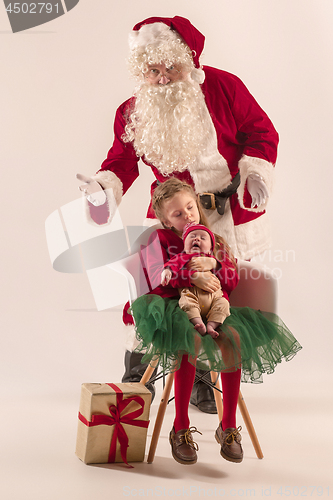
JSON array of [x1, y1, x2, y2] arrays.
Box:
[[152, 178, 237, 267]]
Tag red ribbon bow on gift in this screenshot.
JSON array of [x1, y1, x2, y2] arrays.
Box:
[[78, 383, 149, 467]]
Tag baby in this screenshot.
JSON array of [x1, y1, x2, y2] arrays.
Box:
[[161, 222, 230, 338]]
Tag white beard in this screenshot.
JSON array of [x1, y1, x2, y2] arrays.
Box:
[[122, 77, 268, 260], [123, 79, 213, 175]]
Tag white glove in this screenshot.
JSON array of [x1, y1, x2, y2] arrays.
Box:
[[247, 173, 269, 209], [76, 173, 107, 207]]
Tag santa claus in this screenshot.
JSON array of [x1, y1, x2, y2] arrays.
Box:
[[77, 16, 279, 412]]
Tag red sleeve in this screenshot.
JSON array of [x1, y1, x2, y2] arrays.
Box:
[[122, 230, 183, 324], [164, 253, 188, 271], [227, 73, 279, 164], [202, 67, 278, 165], [145, 230, 194, 296], [98, 100, 140, 195]]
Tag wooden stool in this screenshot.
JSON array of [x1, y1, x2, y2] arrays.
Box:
[[140, 361, 263, 463]]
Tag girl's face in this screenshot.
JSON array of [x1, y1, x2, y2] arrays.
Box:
[[162, 190, 200, 234]]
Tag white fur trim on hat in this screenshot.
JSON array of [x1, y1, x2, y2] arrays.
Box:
[[237, 155, 275, 213], [129, 22, 180, 51], [191, 67, 205, 84]]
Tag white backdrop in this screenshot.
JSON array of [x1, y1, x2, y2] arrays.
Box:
[[0, 0, 333, 500], [1, 1, 332, 497]]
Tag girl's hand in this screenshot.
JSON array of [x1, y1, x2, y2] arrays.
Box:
[[188, 256, 216, 272], [190, 271, 220, 292]]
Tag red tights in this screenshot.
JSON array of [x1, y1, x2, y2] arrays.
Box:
[[173, 356, 242, 433], [220, 369, 241, 430], [173, 355, 196, 433]]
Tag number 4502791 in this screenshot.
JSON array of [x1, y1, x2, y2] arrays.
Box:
[[5, 3, 59, 14]]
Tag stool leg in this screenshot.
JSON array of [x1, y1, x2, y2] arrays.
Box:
[[147, 371, 175, 464], [210, 371, 224, 422], [139, 357, 159, 387], [237, 390, 263, 459]]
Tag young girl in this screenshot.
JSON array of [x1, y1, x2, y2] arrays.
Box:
[[130, 178, 301, 465]]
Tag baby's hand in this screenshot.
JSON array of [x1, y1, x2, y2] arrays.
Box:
[[188, 256, 216, 272], [161, 268, 172, 286]]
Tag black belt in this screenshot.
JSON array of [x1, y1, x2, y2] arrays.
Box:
[[199, 172, 240, 215]]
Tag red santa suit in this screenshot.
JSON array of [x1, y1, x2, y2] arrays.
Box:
[[87, 17, 279, 260]]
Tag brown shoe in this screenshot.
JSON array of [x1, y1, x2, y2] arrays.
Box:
[[215, 425, 243, 463], [169, 426, 202, 465]]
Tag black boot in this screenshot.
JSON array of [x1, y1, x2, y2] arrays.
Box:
[[190, 369, 218, 414], [121, 350, 156, 401]]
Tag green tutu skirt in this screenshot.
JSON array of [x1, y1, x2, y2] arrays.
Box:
[[130, 295, 302, 383]]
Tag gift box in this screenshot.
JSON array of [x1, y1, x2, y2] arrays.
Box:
[[75, 382, 151, 465]]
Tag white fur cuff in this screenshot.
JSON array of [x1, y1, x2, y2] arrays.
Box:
[[84, 171, 123, 226], [92, 171, 123, 206], [237, 155, 275, 212]]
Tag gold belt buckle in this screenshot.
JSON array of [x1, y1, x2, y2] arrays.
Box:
[[201, 192, 216, 211]]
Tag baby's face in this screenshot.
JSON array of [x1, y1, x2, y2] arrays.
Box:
[[184, 229, 212, 254]]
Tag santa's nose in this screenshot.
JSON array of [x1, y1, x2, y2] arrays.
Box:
[[159, 75, 170, 85]]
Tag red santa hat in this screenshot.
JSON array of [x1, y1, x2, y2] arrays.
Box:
[[132, 16, 205, 68], [129, 16, 206, 83], [182, 222, 215, 249]]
